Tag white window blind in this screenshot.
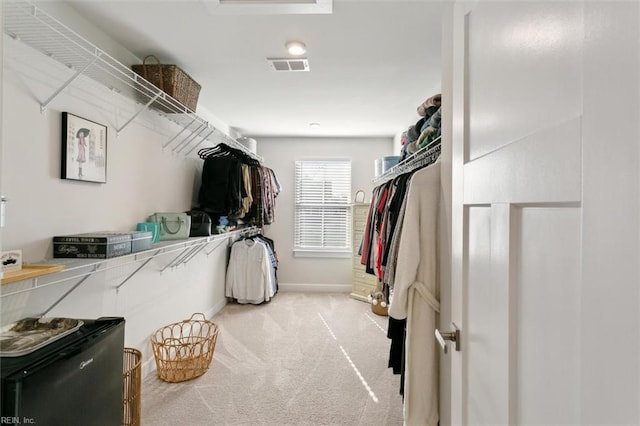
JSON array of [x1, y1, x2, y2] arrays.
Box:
[[294, 160, 352, 253]]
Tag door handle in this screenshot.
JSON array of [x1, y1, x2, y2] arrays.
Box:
[[435, 323, 460, 354]]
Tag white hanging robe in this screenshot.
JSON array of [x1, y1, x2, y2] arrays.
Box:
[[388, 161, 441, 426]]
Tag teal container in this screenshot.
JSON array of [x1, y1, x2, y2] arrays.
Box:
[[136, 222, 160, 243]]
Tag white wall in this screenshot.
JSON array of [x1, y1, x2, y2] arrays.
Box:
[[0, 3, 234, 375], [256, 136, 394, 290]]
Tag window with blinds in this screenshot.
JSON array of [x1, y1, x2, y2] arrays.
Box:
[[294, 160, 352, 255]]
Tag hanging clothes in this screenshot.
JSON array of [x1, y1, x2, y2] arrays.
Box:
[[360, 107, 442, 426], [197, 144, 280, 228], [361, 138, 441, 299], [360, 173, 413, 290], [388, 160, 441, 426], [382, 173, 413, 291], [198, 150, 245, 216], [254, 234, 279, 293], [226, 235, 278, 304]]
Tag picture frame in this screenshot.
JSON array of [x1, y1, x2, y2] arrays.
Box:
[[61, 112, 107, 183]]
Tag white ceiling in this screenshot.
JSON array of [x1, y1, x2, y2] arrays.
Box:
[[64, 0, 445, 139]]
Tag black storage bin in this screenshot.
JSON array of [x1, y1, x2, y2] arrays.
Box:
[[1, 317, 125, 426], [53, 233, 132, 259]]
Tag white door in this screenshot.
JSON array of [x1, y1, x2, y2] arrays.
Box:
[[445, 1, 639, 425]]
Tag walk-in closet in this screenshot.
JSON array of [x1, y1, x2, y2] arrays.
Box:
[[1, 1, 639, 425]]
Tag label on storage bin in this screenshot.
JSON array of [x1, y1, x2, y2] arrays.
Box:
[[1, 250, 22, 273]]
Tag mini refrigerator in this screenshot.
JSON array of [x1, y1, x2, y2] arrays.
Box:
[[1, 317, 125, 426]]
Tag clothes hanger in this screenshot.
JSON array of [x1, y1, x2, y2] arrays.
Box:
[[198, 143, 261, 168], [197, 146, 222, 159]]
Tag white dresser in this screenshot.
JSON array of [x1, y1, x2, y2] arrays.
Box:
[[350, 203, 379, 302]]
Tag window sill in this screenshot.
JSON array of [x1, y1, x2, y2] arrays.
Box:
[[293, 250, 352, 259]]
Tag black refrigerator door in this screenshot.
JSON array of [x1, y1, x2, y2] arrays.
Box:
[[1, 318, 125, 426]]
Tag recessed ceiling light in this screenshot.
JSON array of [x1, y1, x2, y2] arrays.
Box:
[[309, 122, 321, 128], [286, 41, 307, 56]]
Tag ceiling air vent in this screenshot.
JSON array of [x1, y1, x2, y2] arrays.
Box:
[[267, 58, 310, 72], [204, 0, 332, 15]]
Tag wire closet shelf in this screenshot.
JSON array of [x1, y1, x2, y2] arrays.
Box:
[[3, 0, 262, 161], [372, 136, 442, 186]]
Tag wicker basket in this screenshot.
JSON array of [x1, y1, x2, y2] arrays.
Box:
[[151, 313, 219, 383], [371, 301, 388, 316], [122, 348, 142, 426], [369, 291, 389, 316], [132, 55, 201, 112]]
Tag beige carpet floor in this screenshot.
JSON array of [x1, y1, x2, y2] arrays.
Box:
[[141, 292, 404, 426]]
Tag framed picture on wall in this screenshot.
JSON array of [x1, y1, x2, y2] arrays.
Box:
[[61, 112, 107, 183]]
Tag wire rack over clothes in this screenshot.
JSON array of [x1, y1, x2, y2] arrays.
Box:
[[372, 136, 441, 186], [197, 143, 281, 229], [197, 143, 261, 165]]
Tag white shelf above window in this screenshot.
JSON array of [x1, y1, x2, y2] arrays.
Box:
[[3, 0, 262, 161]]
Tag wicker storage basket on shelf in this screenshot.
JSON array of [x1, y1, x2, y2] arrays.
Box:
[[122, 348, 142, 426], [132, 55, 201, 112], [150, 313, 219, 383]]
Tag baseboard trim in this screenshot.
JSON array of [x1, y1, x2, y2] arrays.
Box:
[[142, 358, 156, 379], [205, 298, 228, 319], [278, 283, 351, 293]]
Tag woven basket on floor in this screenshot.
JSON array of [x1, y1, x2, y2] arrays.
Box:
[[122, 347, 142, 426], [132, 55, 201, 112], [151, 313, 219, 383], [371, 301, 388, 316], [369, 291, 388, 317]]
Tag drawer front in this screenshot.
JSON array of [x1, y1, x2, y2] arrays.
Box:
[[353, 275, 378, 290], [351, 266, 377, 300], [352, 257, 373, 271], [353, 206, 370, 229], [352, 266, 378, 287], [353, 204, 370, 218], [353, 232, 364, 253], [354, 217, 367, 232], [352, 204, 371, 255]]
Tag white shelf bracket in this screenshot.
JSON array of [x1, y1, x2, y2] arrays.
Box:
[[168, 245, 202, 269], [40, 56, 99, 113], [205, 238, 230, 256], [115, 248, 163, 292], [178, 128, 215, 154], [39, 263, 101, 317], [172, 124, 207, 153], [186, 126, 222, 156], [180, 243, 209, 266], [166, 122, 205, 150], [115, 92, 162, 136], [160, 244, 196, 273], [162, 117, 198, 149]]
